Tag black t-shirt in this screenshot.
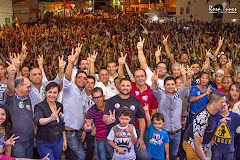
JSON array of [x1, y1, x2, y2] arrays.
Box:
[[104, 95, 145, 134], [3, 91, 34, 142], [183, 106, 220, 152]]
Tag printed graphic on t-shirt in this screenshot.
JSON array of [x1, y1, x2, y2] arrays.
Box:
[[213, 123, 232, 144], [114, 129, 132, 154], [149, 133, 163, 146]]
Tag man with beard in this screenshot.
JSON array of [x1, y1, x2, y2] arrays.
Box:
[[103, 78, 150, 160], [151, 66, 193, 160], [137, 37, 169, 90]]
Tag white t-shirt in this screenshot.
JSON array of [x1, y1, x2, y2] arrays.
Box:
[[107, 124, 137, 160], [95, 81, 119, 100], [145, 67, 165, 90]]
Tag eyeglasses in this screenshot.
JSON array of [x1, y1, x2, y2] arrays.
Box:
[[92, 95, 103, 100], [76, 76, 87, 80]]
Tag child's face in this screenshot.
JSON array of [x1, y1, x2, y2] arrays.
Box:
[[153, 118, 164, 131], [118, 115, 131, 127]]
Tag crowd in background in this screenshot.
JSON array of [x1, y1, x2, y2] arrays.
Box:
[[0, 12, 240, 160]]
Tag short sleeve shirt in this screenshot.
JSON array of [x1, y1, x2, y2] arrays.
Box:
[[147, 123, 169, 160], [107, 124, 137, 160], [131, 82, 158, 128], [104, 95, 145, 134], [183, 107, 220, 152]]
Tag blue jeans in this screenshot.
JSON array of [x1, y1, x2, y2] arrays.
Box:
[[211, 149, 234, 160], [168, 131, 181, 160], [36, 136, 63, 160], [96, 139, 108, 160], [135, 129, 151, 160], [12, 138, 34, 158], [66, 130, 85, 160]]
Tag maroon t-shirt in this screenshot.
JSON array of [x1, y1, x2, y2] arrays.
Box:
[[131, 82, 158, 129]]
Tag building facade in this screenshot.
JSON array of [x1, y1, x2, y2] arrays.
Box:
[[176, 0, 240, 23], [0, 0, 13, 27]]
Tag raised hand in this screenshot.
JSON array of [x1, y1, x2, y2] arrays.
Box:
[[9, 52, 14, 63], [68, 48, 77, 64], [107, 110, 116, 124], [4, 134, 20, 147], [155, 46, 162, 57], [143, 103, 149, 112], [226, 59, 232, 69], [75, 43, 83, 55], [118, 52, 127, 65], [49, 108, 61, 121], [58, 55, 66, 70], [180, 64, 187, 76], [162, 35, 169, 46], [186, 65, 194, 77], [88, 51, 98, 63], [137, 37, 145, 50], [37, 55, 44, 69], [11, 53, 20, 69], [205, 85, 212, 95], [6, 61, 17, 75], [202, 61, 208, 71], [151, 71, 158, 84], [218, 36, 224, 47], [205, 49, 212, 57], [21, 42, 27, 54]]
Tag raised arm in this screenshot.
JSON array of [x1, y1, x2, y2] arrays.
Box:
[[203, 49, 211, 73], [65, 49, 77, 81], [184, 66, 193, 88], [155, 46, 162, 64], [162, 35, 175, 65], [19, 42, 28, 67], [117, 52, 127, 79], [57, 55, 66, 79], [137, 37, 148, 70], [151, 71, 159, 91], [6, 61, 16, 96], [143, 104, 151, 127], [213, 37, 224, 57], [88, 51, 98, 77]]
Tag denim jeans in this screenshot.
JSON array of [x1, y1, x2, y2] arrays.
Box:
[[168, 130, 181, 160], [36, 136, 63, 160], [211, 149, 234, 160], [12, 138, 34, 158], [135, 129, 151, 160], [96, 139, 108, 160], [66, 130, 86, 160], [85, 132, 95, 160]]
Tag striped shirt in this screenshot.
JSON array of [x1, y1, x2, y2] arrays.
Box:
[[86, 105, 107, 140]]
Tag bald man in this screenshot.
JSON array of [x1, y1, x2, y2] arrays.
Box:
[[4, 62, 34, 158]]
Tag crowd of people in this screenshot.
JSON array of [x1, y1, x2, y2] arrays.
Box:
[[0, 12, 240, 160]]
